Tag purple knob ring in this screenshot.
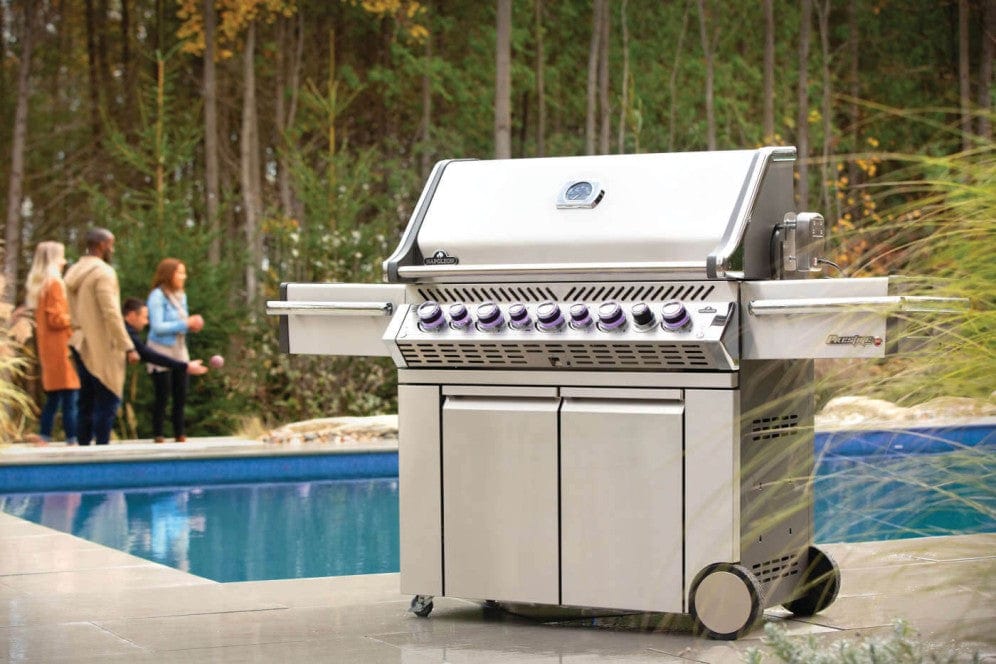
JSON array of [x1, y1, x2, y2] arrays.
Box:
[[508, 303, 532, 329], [449, 303, 472, 329], [661, 301, 691, 330], [536, 301, 565, 331], [597, 301, 626, 330], [417, 301, 446, 331], [569, 303, 593, 328], [476, 302, 505, 331]]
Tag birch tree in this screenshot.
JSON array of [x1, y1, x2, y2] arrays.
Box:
[[203, 0, 221, 264], [696, 0, 716, 150], [3, 2, 39, 305], [495, 0, 512, 159], [797, 0, 812, 207], [763, 0, 775, 142]]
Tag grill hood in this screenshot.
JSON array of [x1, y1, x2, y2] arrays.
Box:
[[385, 146, 797, 283]]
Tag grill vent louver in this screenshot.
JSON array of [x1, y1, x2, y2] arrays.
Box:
[[398, 341, 716, 370], [415, 283, 717, 304], [751, 554, 802, 585], [749, 414, 800, 442]]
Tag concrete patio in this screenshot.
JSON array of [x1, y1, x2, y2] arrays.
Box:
[[0, 438, 993, 662]]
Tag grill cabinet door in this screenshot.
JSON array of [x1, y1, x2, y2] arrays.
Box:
[[442, 391, 560, 604], [560, 391, 684, 612]]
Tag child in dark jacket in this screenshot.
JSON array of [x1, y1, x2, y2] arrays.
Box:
[[122, 297, 208, 442]]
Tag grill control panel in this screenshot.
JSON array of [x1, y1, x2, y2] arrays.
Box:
[[388, 299, 739, 371]]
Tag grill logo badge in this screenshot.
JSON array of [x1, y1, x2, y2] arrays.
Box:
[[826, 334, 883, 347], [424, 250, 459, 266]]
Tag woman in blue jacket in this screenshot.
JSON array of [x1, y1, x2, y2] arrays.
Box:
[[146, 258, 204, 442]]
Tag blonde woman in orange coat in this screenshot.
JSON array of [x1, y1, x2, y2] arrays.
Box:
[[24, 241, 80, 445]]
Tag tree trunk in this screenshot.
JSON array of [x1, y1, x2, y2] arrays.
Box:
[[495, 0, 512, 158], [763, 0, 775, 142], [958, 0, 970, 152], [617, 0, 629, 154], [696, 0, 716, 150], [668, 5, 690, 152], [797, 0, 812, 207], [585, 0, 603, 155], [598, 0, 611, 154], [816, 0, 835, 221], [3, 2, 37, 304], [420, 5, 434, 177], [84, 0, 102, 144], [535, 0, 546, 157], [288, 10, 304, 221], [240, 22, 262, 304], [980, 0, 994, 141], [203, 0, 221, 265], [847, 0, 860, 190], [121, 0, 134, 129]]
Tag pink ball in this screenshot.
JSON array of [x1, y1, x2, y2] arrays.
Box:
[[209, 354, 225, 368]]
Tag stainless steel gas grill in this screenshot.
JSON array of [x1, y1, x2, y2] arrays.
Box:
[[267, 147, 962, 639]]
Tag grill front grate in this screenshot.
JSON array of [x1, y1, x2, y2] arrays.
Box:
[[398, 341, 715, 370], [414, 283, 717, 304]]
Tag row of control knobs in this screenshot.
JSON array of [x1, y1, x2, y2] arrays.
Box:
[[416, 300, 692, 333]]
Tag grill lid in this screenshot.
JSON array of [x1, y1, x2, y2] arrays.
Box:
[[385, 146, 797, 283]]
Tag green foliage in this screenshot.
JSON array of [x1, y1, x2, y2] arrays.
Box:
[[744, 620, 980, 664], [817, 136, 996, 407]]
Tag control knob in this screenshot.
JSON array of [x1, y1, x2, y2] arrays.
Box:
[[476, 301, 505, 331], [448, 303, 472, 329], [569, 303, 593, 329], [416, 301, 446, 332], [661, 301, 691, 331], [597, 301, 626, 331], [536, 301, 565, 331], [508, 303, 532, 330], [631, 302, 656, 330]]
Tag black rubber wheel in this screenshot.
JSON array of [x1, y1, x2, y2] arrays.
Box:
[[689, 563, 764, 640], [410, 595, 434, 618], [782, 546, 840, 617]]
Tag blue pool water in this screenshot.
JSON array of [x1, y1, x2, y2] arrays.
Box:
[[0, 479, 399, 582], [1, 425, 992, 583]]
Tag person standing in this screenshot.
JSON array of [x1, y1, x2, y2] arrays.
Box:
[[146, 259, 204, 443], [65, 229, 138, 445], [24, 241, 80, 445]]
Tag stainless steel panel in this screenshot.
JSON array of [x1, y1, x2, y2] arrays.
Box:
[[442, 385, 558, 398], [684, 388, 740, 608], [398, 385, 442, 596], [278, 283, 407, 357], [560, 387, 681, 400], [398, 369, 739, 389], [442, 395, 560, 604], [561, 396, 684, 612], [742, 278, 891, 359], [409, 151, 759, 273]]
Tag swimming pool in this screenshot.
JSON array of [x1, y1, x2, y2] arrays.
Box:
[[0, 478, 399, 582], [1, 423, 993, 583]]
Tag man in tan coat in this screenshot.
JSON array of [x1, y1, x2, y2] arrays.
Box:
[[65, 228, 138, 445]]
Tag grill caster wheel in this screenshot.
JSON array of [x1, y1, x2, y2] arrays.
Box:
[[409, 595, 434, 618], [689, 563, 764, 640], [782, 546, 840, 617]]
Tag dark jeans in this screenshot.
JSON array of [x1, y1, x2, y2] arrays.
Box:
[[39, 389, 79, 443], [72, 349, 120, 445], [151, 367, 188, 438]]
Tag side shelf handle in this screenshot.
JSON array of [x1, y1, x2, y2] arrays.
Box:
[[748, 295, 968, 316], [265, 300, 395, 317]]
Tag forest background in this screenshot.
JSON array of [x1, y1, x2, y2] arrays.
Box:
[[0, 0, 992, 439]]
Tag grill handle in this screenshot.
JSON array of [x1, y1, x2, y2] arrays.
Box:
[[748, 295, 968, 316], [265, 300, 395, 317], [396, 261, 706, 279]]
